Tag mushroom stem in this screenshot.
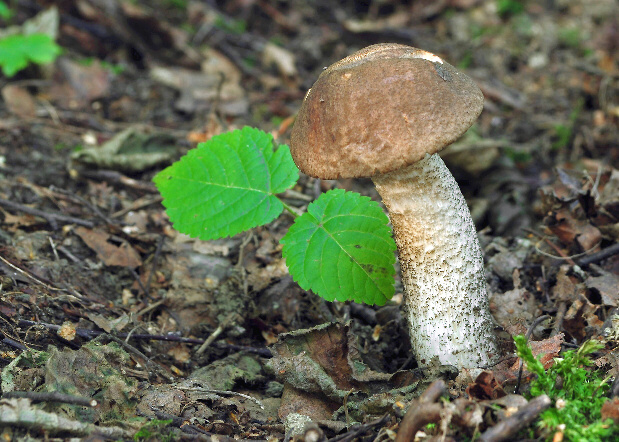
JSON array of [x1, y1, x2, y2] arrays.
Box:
[[372, 153, 498, 368]]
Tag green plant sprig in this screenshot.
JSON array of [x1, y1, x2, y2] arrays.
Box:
[[0, 1, 13, 20], [0, 33, 62, 77], [154, 127, 397, 305], [514, 335, 618, 441]]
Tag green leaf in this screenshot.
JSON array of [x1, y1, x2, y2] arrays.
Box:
[[153, 127, 299, 240], [281, 189, 396, 306], [0, 2, 13, 20], [0, 33, 62, 77]]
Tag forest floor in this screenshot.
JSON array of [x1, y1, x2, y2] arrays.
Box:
[[0, 0, 617, 440]]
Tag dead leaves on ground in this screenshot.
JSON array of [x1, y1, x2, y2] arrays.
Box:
[[0, 0, 618, 439], [488, 162, 619, 345], [541, 163, 619, 254], [74, 226, 141, 268]]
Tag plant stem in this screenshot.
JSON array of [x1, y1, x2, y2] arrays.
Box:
[[279, 198, 299, 218]]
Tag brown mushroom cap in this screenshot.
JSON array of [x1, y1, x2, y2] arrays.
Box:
[[290, 43, 484, 179]]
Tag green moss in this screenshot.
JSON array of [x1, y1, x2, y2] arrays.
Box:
[[134, 419, 175, 441], [515, 336, 619, 441], [558, 27, 583, 49], [496, 0, 525, 18]]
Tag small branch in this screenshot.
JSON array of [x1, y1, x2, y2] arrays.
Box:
[[111, 195, 163, 218], [16, 319, 273, 356], [48, 185, 118, 226], [96, 334, 171, 382], [281, 188, 313, 201], [178, 386, 264, 409], [0, 255, 65, 292], [196, 312, 238, 356], [395, 380, 446, 442], [77, 169, 159, 193], [523, 228, 577, 266], [2, 337, 27, 351], [0, 397, 131, 438], [551, 302, 567, 337], [477, 395, 552, 442], [151, 410, 243, 439], [327, 414, 391, 442], [145, 234, 165, 297], [0, 198, 95, 229], [16, 319, 198, 343], [129, 267, 151, 299], [576, 242, 619, 267], [2, 391, 96, 408], [279, 198, 301, 218]]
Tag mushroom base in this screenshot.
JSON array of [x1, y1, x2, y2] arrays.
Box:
[[372, 153, 499, 368]]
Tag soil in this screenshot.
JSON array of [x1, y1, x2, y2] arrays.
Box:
[[0, 0, 617, 440]]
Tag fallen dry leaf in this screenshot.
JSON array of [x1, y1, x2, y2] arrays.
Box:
[[490, 270, 541, 335], [545, 208, 602, 251], [50, 58, 112, 109], [466, 370, 508, 400], [167, 344, 191, 364], [262, 42, 298, 80], [601, 397, 619, 423], [1, 85, 36, 118], [74, 226, 142, 268], [268, 322, 404, 422], [151, 48, 248, 116], [586, 267, 619, 307]]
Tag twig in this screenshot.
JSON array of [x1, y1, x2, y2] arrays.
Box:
[[0, 198, 95, 229], [0, 255, 65, 292], [96, 334, 172, 382], [256, 0, 297, 31], [328, 414, 391, 442], [395, 380, 446, 442], [48, 237, 60, 260], [2, 391, 96, 407], [56, 245, 81, 263], [145, 234, 165, 297], [477, 80, 525, 110], [130, 267, 150, 299], [151, 410, 246, 439], [17, 319, 196, 343], [281, 188, 313, 202], [523, 228, 577, 266], [349, 302, 377, 325], [135, 298, 167, 318], [77, 169, 159, 193], [2, 337, 27, 351], [480, 353, 519, 369], [576, 242, 619, 267], [152, 410, 211, 435], [280, 199, 302, 217], [111, 195, 163, 218], [0, 397, 131, 438], [195, 312, 238, 356], [16, 319, 273, 356], [477, 395, 552, 442], [48, 186, 119, 226], [0, 316, 27, 350], [178, 386, 264, 409], [551, 302, 567, 337]]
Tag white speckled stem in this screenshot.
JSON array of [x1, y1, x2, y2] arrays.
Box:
[[372, 153, 498, 368]]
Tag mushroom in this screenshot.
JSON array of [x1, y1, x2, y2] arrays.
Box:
[[289, 43, 499, 369]]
